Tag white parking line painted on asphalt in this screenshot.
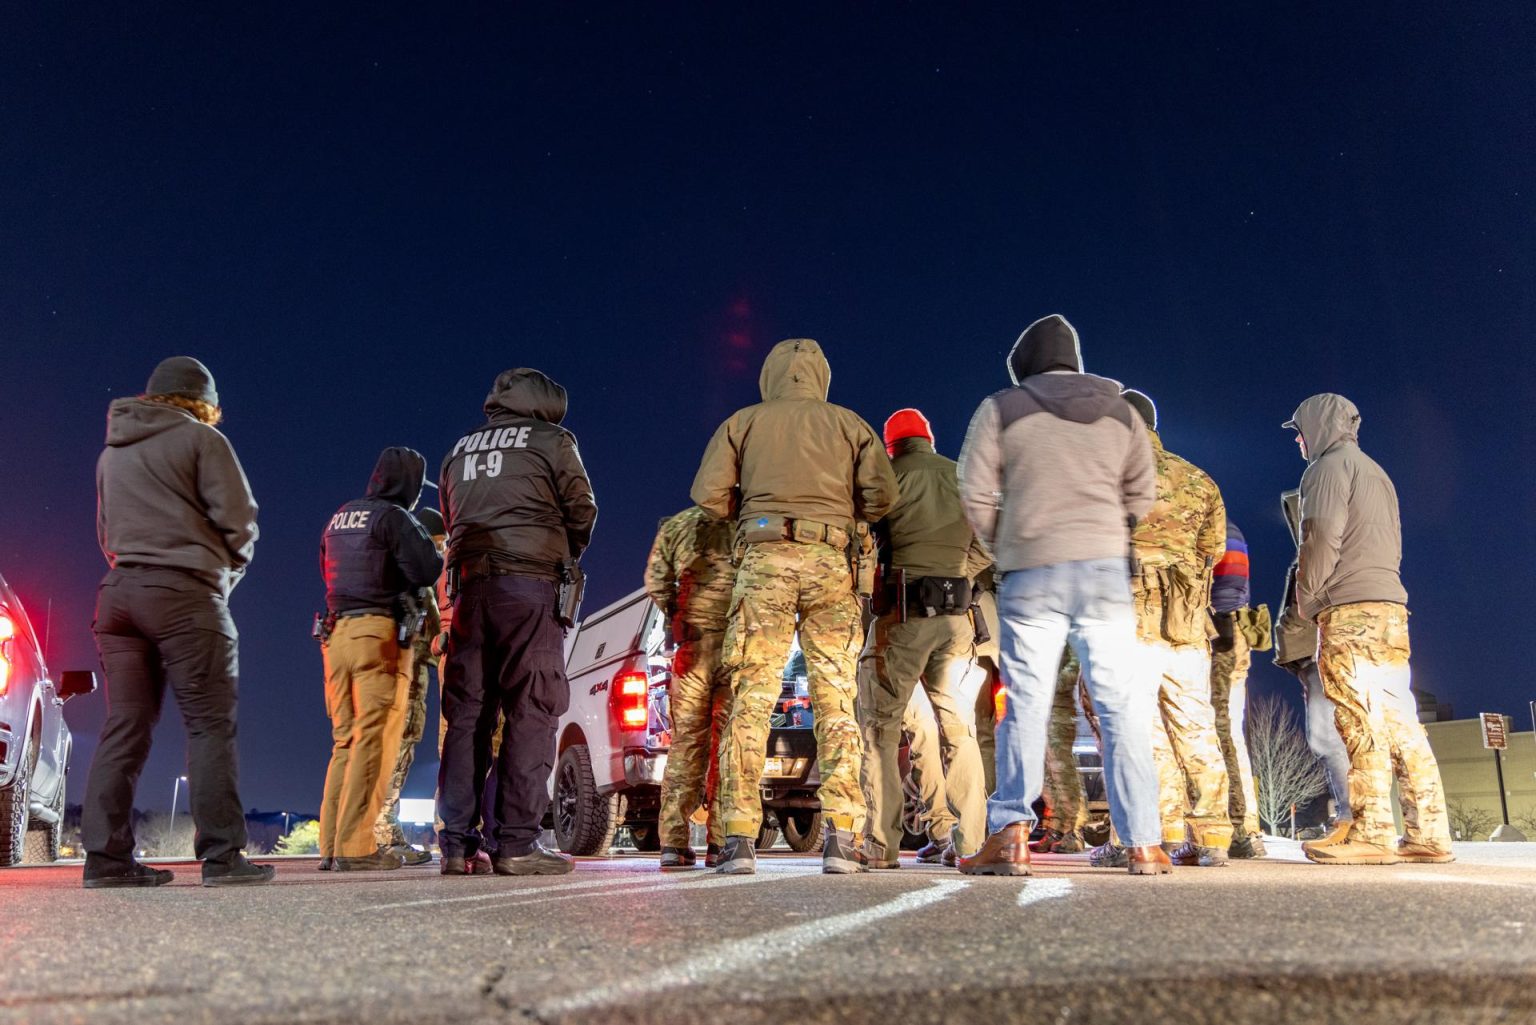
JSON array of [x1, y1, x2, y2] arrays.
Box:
[[1016, 877, 1073, 908], [369, 864, 821, 911], [464, 868, 814, 912], [1396, 872, 1535, 890], [537, 877, 968, 1017]]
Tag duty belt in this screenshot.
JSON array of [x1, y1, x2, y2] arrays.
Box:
[[337, 607, 392, 619], [737, 515, 851, 551]]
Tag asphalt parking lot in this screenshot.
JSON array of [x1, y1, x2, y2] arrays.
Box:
[[1, 840, 1533, 1025]]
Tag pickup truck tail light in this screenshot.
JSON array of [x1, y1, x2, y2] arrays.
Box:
[[0, 613, 14, 696], [611, 669, 649, 730]]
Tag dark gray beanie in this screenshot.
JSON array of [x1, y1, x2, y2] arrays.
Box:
[[415, 506, 445, 537], [146, 356, 219, 406], [1122, 388, 1157, 430]]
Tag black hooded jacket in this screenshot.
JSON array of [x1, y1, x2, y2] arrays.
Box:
[[321, 447, 443, 614], [439, 368, 598, 581]]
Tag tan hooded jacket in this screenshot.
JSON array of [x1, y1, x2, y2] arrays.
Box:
[[690, 339, 897, 531], [1288, 393, 1408, 620]]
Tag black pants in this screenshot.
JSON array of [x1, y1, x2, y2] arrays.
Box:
[[82, 566, 249, 865], [438, 574, 568, 857]]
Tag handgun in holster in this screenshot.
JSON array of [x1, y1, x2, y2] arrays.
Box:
[[556, 559, 586, 630], [968, 595, 990, 646], [311, 610, 337, 644], [395, 589, 430, 644]]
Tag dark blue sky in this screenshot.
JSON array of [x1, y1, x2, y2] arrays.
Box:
[[2, 6, 1531, 811]]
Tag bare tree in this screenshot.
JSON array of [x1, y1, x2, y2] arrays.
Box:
[[1446, 798, 1497, 841], [1246, 694, 1329, 836]]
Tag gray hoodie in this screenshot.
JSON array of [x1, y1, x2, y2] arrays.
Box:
[[1288, 393, 1407, 620], [96, 398, 259, 595]]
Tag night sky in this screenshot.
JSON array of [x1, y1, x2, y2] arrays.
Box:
[[2, 7, 1531, 814]]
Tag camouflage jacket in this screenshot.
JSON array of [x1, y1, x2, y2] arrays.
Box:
[[1132, 430, 1225, 642], [643, 505, 736, 629]]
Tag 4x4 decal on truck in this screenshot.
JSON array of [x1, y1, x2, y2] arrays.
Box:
[[589, 680, 608, 697]]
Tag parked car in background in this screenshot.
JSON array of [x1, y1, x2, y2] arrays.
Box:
[[0, 572, 96, 865]]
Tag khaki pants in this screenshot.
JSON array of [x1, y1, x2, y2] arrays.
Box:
[[1210, 629, 1261, 837], [658, 627, 731, 848], [1317, 602, 1450, 848], [859, 612, 986, 858], [320, 615, 408, 858], [975, 656, 999, 795]]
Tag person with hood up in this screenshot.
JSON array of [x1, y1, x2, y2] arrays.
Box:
[[82, 356, 271, 888], [692, 338, 898, 875], [372, 505, 446, 866], [1107, 389, 1233, 869], [859, 408, 991, 868], [318, 447, 443, 871], [438, 369, 597, 876], [1284, 394, 1453, 865], [956, 315, 1164, 877]]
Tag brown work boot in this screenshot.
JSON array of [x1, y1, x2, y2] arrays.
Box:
[[1310, 817, 1353, 849], [1396, 840, 1455, 864], [1126, 845, 1173, 876], [1303, 838, 1401, 865], [957, 823, 1031, 876]]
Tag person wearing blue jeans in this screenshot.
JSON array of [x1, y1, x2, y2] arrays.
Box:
[[989, 560, 1163, 854], [956, 313, 1169, 876], [1298, 660, 1353, 831]]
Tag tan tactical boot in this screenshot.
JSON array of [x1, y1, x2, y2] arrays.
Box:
[[1126, 845, 1173, 876], [1396, 841, 1455, 864], [1303, 838, 1401, 865]]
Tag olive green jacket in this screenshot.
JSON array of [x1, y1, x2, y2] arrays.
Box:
[[881, 438, 991, 579], [690, 339, 897, 531]]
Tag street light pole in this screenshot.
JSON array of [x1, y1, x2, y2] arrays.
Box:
[[169, 775, 188, 840]]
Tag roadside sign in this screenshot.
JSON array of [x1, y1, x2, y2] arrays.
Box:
[[1480, 712, 1508, 750]]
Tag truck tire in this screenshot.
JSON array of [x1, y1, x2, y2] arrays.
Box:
[[553, 744, 621, 856], [628, 821, 662, 852], [23, 769, 64, 865], [755, 820, 780, 851], [0, 755, 32, 868], [780, 809, 822, 853]]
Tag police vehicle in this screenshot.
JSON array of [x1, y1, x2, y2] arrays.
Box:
[[547, 588, 827, 855], [0, 572, 96, 866]]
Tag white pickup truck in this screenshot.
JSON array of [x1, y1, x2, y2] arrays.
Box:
[[546, 588, 825, 855]]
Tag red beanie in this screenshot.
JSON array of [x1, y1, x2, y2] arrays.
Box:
[[883, 408, 934, 456]]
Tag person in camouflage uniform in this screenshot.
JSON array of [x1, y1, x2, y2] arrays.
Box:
[[692, 338, 898, 875], [1099, 390, 1232, 868], [371, 507, 445, 866], [1033, 648, 1089, 853], [1286, 394, 1452, 865], [644, 505, 736, 869], [1208, 521, 1271, 859]]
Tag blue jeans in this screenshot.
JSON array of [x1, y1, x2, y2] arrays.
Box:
[[1299, 661, 1353, 821], [990, 558, 1161, 847]]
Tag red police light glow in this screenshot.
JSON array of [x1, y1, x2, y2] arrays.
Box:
[[992, 676, 1006, 723], [0, 613, 13, 696], [613, 670, 649, 730]]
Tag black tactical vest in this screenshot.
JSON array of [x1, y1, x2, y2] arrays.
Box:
[[323, 497, 406, 613]]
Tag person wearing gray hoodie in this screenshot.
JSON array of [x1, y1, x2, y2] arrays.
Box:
[[82, 357, 271, 889], [1284, 394, 1453, 866]]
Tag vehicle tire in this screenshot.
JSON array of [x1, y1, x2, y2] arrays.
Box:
[[780, 809, 822, 853], [899, 766, 928, 850], [0, 754, 32, 868], [552, 744, 621, 856], [1082, 814, 1111, 848], [628, 820, 662, 852], [755, 819, 780, 851], [22, 766, 63, 865]]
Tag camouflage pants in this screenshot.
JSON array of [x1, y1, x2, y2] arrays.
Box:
[[718, 541, 864, 836], [1042, 648, 1088, 835], [1141, 639, 1232, 847], [658, 627, 731, 848], [858, 613, 985, 857], [1210, 630, 1261, 837], [1317, 602, 1450, 848], [374, 643, 431, 847]]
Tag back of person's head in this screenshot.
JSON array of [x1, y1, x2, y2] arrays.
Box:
[[1121, 389, 1157, 430], [1007, 315, 1083, 384], [882, 408, 933, 457], [143, 356, 222, 425]]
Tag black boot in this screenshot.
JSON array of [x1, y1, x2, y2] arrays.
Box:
[[202, 854, 276, 887], [493, 842, 574, 876], [83, 858, 175, 890], [659, 846, 698, 871]]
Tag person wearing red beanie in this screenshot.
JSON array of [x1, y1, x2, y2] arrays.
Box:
[[883, 408, 934, 457]]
